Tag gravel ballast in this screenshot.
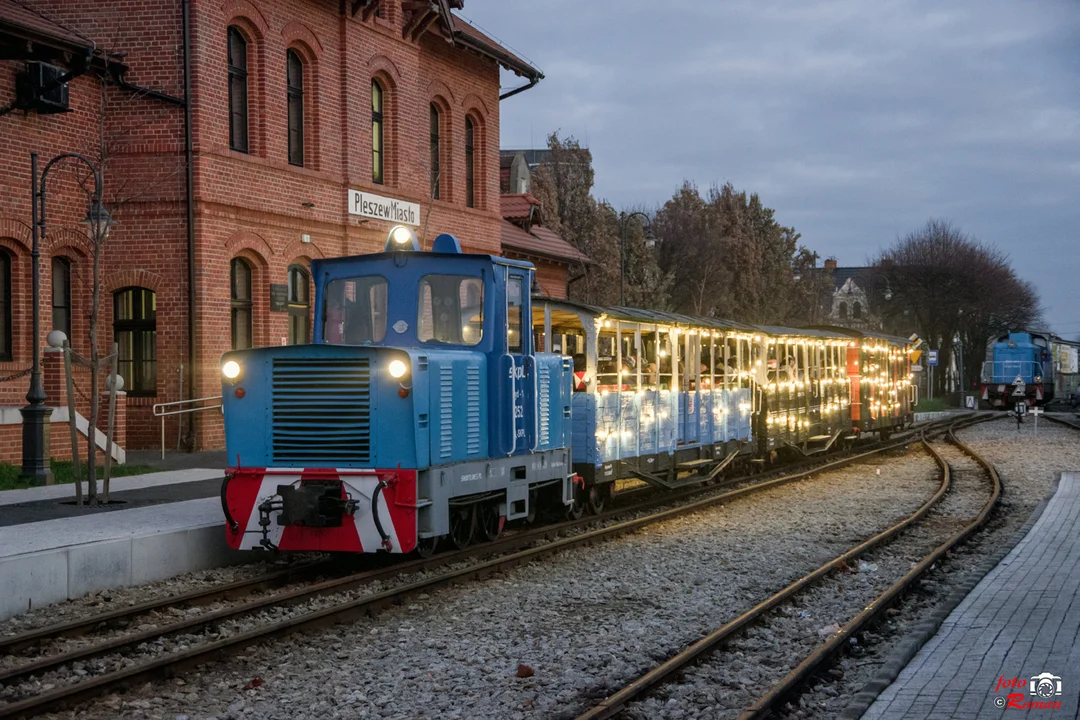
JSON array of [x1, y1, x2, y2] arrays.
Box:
[[29, 450, 941, 720], [779, 418, 1080, 719], [621, 438, 992, 720]]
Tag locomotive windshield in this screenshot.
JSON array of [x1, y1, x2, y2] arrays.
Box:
[[322, 275, 388, 344], [417, 274, 484, 346]]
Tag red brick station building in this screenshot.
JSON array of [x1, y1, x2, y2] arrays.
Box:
[[0, 0, 587, 460]]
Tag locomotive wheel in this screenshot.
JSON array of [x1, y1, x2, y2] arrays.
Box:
[[415, 536, 438, 558], [479, 501, 502, 542], [449, 506, 476, 549], [586, 485, 607, 515]]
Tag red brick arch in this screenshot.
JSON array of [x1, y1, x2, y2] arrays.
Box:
[[281, 21, 322, 59], [43, 227, 93, 258], [281, 239, 324, 262], [461, 92, 489, 118], [426, 79, 457, 106], [224, 229, 275, 258], [104, 269, 164, 295], [221, 0, 268, 38], [368, 54, 402, 86], [0, 218, 32, 253]]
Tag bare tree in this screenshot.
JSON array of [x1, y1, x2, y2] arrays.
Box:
[[60, 70, 183, 502], [876, 219, 1041, 398]]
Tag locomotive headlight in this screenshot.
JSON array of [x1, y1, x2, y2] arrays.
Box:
[[222, 360, 241, 379], [388, 359, 408, 379]]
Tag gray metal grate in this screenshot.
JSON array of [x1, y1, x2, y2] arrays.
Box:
[[272, 358, 371, 464]]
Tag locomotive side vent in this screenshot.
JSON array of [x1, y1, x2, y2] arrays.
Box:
[[272, 358, 372, 464]]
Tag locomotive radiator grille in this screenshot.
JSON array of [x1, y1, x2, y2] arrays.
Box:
[[466, 366, 481, 455], [538, 364, 551, 447], [439, 366, 453, 459], [272, 358, 372, 464]]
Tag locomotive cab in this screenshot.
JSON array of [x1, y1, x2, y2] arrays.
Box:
[[220, 228, 573, 554]]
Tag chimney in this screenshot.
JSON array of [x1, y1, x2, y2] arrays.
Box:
[[823, 258, 838, 270], [509, 152, 531, 194]]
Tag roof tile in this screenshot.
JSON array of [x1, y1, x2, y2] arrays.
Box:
[[500, 220, 590, 265]]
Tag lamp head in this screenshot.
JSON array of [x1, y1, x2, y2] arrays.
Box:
[[384, 225, 420, 252], [643, 228, 658, 250], [82, 198, 115, 240]]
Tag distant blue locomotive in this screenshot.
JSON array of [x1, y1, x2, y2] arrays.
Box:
[[980, 331, 1054, 407], [221, 227, 574, 555]]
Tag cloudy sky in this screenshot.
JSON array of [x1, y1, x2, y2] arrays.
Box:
[[466, 0, 1080, 339]]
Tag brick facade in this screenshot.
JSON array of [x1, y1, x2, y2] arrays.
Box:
[[0, 0, 537, 454]]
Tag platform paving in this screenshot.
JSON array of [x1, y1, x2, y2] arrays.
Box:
[[0, 468, 242, 621], [0, 468, 222, 525], [862, 472, 1080, 719]]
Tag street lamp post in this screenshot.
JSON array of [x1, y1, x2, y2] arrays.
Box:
[[21, 152, 112, 485], [619, 211, 656, 307]]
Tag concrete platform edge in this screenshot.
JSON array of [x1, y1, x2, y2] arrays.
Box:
[[0, 522, 247, 622], [840, 471, 1063, 720]]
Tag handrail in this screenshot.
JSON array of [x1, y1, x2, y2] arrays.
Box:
[[152, 395, 223, 460]]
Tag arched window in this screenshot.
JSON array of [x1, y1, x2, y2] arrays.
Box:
[[429, 103, 441, 199], [838, 302, 848, 321], [287, 264, 310, 344], [114, 288, 156, 396], [231, 258, 253, 350], [853, 301, 862, 320], [371, 80, 384, 184], [286, 49, 304, 166], [465, 115, 475, 208], [51, 257, 71, 341], [0, 251, 11, 361], [228, 26, 249, 153]]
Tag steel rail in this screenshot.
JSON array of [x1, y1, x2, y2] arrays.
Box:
[[1042, 413, 1080, 432], [737, 424, 1001, 719], [573, 415, 993, 720], [0, 414, 962, 660], [0, 561, 330, 655], [0, 420, 966, 719]]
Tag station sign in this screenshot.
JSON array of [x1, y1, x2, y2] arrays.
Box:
[[347, 189, 420, 226], [911, 364, 924, 372], [927, 350, 938, 367]]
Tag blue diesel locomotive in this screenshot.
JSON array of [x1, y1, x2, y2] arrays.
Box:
[[980, 331, 1054, 407], [221, 228, 573, 555], [220, 227, 915, 555]]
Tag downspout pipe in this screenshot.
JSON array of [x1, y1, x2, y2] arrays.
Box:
[[182, 0, 196, 450]]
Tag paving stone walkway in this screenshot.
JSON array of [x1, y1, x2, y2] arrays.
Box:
[[862, 472, 1080, 719]]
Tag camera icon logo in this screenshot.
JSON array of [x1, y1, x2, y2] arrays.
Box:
[[1029, 672, 1062, 699]]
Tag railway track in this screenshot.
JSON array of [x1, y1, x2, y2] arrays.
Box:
[[573, 415, 999, 720], [1043, 411, 1080, 432], [0, 414, 974, 719]]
